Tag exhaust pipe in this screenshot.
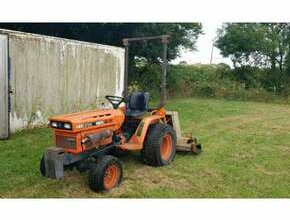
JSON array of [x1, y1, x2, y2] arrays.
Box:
[[82, 130, 112, 146]]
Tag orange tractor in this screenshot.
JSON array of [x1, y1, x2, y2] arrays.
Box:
[[40, 35, 202, 192]]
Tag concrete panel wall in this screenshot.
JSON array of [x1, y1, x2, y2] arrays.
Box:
[[0, 29, 124, 132]]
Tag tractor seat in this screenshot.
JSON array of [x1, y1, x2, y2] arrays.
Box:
[[125, 92, 149, 117]]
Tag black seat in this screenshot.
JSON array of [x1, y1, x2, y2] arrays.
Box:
[[125, 92, 149, 117]]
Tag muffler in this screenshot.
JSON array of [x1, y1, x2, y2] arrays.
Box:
[[82, 129, 113, 146]]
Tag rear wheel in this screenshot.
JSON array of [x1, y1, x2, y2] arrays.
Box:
[[143, 123, 177, 166], [88, 155, 123, 192]]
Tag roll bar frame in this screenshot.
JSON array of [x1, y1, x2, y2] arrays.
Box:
[[122, 35, 170, 105]]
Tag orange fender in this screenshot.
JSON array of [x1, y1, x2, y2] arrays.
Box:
[[120, 115, 164, 150]]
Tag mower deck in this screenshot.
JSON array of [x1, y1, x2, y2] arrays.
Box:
[[166, 111, 202, 154]]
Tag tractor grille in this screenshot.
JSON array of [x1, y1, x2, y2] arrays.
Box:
[[55, 135, 76, 149]]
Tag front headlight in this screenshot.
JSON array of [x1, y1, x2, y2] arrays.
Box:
[[50, 121, 72, 130], [64, 123, 72, 130], [51, 121, 58, 128]]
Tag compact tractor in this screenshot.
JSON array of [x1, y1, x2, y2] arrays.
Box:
[[40, 35, 202, 192]]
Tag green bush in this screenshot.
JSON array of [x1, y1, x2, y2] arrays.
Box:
[[130, 62, 279, 102]]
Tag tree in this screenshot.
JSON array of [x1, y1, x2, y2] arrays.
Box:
[[0, 23, 202, 88], [215, 23, 290, 91], [216, 23, 290, 71], [0, 23, 202, 63]]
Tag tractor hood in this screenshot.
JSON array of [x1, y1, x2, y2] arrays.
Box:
[[48, 108, 125, 131]]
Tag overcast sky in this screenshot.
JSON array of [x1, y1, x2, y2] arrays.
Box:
[[172, 22, 232, 66]]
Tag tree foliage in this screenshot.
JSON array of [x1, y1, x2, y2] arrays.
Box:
[[0, 23, 202, 88], [0, 23, 202, 63], [216, 23, 290, 69], [216, 23, 290, 93]]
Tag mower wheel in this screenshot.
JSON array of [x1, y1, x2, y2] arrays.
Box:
[[143, 123, 177, 166], [40, 155, 46, 176], [88, 155, 123, 192]]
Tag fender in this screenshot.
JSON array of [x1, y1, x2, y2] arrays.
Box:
[[120, 115, 165, 150]]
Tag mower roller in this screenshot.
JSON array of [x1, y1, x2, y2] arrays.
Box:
[[40, 35, 202, 192]]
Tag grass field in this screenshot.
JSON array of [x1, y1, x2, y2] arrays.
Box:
[[0, 98, 289, 198]]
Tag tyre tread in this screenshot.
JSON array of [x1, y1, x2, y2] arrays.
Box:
[[143, 123, 176, 166], [88, 155, 123, 192]]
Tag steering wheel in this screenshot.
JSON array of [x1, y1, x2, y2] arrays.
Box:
[[105, 95, 126, 109]]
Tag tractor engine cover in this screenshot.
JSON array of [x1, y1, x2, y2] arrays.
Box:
[[49, 108, 125, 154]]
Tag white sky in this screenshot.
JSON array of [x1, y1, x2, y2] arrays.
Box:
[[172, 22, 232, 66]]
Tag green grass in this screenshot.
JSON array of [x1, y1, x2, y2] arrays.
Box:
[[0, 98, 290, 198]]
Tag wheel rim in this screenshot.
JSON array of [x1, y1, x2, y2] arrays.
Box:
[[160, 134, 173, 161], [104, 164, 119, 190]]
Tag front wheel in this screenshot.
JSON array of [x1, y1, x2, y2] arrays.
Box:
[[40, 155, 46, 176], [143, 123, 177, 166], [88, 155, 123, 192]]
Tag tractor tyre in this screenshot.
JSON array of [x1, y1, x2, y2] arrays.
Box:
[[88, 155, 123, 192], [143, 123, 177, 166], [40, 154, 73, 176], [40, 155, 46, 176]]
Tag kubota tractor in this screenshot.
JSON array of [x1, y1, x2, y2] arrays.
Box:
[[40, 35, 202, 192]]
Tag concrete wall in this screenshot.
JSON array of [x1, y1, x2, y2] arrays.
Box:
[[0, 29, 124, 132]]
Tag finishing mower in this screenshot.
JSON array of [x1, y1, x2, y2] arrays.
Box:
[[40, 35, 202, 192]]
